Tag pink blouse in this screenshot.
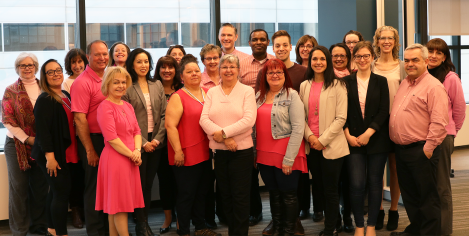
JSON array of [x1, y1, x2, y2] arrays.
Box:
[[357, 77, 369, 119], [143, 93, 154, 133], [308, 81, 323, 136]]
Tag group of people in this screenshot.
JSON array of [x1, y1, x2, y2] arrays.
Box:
[[2, 22, 465, 236]]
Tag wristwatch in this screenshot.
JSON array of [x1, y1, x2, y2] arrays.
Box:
[[222, 130, 227, 139], [136, 148, 141, 152]]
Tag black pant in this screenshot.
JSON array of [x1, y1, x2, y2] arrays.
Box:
[[172, 160, 211, 235], [135, 133, 162, 222], [156, 148, 176, 211], [250, 167, 263, 217], [395, 143, 441, 236], [214, 148, 254, 236], [338, 158, 352, 222], [307, 151, 325, 213], [297, 173, 311, 213], [78, 135, 107, 236], [205, 154, 217, 222], [258, 164, 300, 191], [307, 149, 344, 235], [68, 161, 85, 208], [36, 157, 71, 235]]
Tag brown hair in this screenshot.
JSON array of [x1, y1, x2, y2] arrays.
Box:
[[373, 25, 400, 59], [219, 23, 238, 35], [295, 35, 318, 65], [272, 30, 291, 44], [64, 48, 89, 76], [108, 42, 131, 67], [426, 38, 456, 83], [39, 59, 64, 104], [353, 41, 375, 59], [199, 44, 222, 62], [342, 30, 365, 43]]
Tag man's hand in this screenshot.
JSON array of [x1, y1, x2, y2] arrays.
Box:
[[143, 142, 155, 153], [87, 150, 100, 167], [424, 149, 433, 159]]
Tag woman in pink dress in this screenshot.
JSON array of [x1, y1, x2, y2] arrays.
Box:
[[255, 59, 307, 235], [95, 66, 144, 236]]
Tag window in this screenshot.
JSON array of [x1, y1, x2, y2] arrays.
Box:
[[86, 23, 125, 47], [4, 24, 65, 51], [126, 23, 179, 49]]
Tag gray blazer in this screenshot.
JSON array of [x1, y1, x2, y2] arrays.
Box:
[[122, 80, 167, 149]]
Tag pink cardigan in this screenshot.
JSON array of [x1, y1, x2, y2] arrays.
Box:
[[200, 81, 257, 150], [443, 71, 466, 136]]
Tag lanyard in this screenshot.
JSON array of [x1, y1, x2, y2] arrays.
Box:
[[183, 87, 205, 106]]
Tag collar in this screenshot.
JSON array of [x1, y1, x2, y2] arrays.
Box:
[[201, 70, 221, 85], [84, 65, 103, 82], [407, 70, 429, 86]]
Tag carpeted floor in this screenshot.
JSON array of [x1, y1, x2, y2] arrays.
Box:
[[1, 170, 469, 236]]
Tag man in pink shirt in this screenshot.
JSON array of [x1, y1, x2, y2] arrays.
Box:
[[389, 44, 448, 236], [219, 23, 249, 62], [70, 40, 109, 236]]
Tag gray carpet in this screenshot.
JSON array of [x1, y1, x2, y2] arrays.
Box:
[[2, 170, 469, 236]]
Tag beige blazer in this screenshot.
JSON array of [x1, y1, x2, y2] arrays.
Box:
[[299, 79, 349, 159]]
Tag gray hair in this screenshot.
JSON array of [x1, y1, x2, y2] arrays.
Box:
[[405, 43, 428, 60], [15, 52, 39, 75], [219, 54, 240, 69]]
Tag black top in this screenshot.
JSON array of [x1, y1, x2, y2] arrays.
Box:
[[31, 91, 72, 166], [343, 72, 391, 155]]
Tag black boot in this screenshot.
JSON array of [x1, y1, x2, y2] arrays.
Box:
[[263, 190, 282, 235], [281, 190, 299, 236], [375, 209, 385, 230], [136, 221, 159, 236]]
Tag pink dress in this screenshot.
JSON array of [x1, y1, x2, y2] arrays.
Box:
[[256, 104, 308, 173], [95, 100, 144, 214]]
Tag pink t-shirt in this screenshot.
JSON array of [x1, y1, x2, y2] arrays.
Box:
[[143, 93, 154, 133], [70, 66, 106, 134], [308, 81, 323, 136], [357, 77, 370, 119]]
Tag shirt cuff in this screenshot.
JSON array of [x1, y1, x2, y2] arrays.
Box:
[[423, 143, 435, 153], [153, 139, 160, 145]]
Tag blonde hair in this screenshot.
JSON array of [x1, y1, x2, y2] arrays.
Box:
[[373, 25, 400, 59], [101, 66, 132, 96]]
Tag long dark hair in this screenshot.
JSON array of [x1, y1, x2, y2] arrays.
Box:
[[329, 43, 351, 73], [166, 45, 187, 57], [256, 59, 293, 102], [153, 56, 183, 91], [126, 48, 155, 83], [306, 45, 345, 90], [39, 59, 64, 104], [426, 38, 457, 83]]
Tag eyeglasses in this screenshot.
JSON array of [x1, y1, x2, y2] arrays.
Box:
[[220, 66, 238, 70], [46, 68, 63, 76], [345, 41, 360, 45], [379, 36, 395, 42], [332, 54, 347, 59], [354, 54, 371, 61], [299, 45, 313, 50], [205, 56, 219, 61], [266, 71, 284, 77], [18, 64, 35, 69]]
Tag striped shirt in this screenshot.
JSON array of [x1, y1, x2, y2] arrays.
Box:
[[222, 48, 250, 62], [239, 54, 276, 88], [200, 70, 221, 90]]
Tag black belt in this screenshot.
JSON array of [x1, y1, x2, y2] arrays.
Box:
[[397, 141, 426, 149], [90, 133, 103, 136]]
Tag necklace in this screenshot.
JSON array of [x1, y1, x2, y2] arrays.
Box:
[[183, 87, 205, 106], [62, 93, 71, 111]]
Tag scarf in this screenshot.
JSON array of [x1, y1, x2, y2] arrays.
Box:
[[428, 64, 447, 84], [334, 68, 351, 78]]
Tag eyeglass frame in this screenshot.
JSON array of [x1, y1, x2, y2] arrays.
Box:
[[46, 68, 63, 76], [18, 64, 36, 70], [354, 54, 372, 61]]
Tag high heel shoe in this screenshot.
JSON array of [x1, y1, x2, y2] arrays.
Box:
[[159, 223, 171, 234]]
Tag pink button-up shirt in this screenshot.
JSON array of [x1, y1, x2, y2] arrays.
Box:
[[70, 66, 106, 134], [239, 54, 276, 88], [222, 48, 250, 62], [200, 70, 221, 90], [389, 71, 449, 153], [442, 71, 466, 136]]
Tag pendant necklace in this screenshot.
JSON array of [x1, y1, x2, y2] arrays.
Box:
[[184, 87, 205, 106]]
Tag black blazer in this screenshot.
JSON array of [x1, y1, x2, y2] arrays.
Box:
[[343, 72, 391, 155], [31, 91, 72, 166]]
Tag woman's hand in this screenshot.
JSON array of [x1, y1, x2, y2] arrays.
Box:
[[174, 150, 185, 167], [131, 149, 141, 163], [46, 158, 61, 177], [282, 164, 293, 175], [307, 135, 319, 148], [312, 140, 325, 151], [224, 138, 237, 152], [346, 135, 361, 147], [143, 142, 155, 153], [357, 133, 371, 146], [135, 156, 142, 166], [27, 136, 35, 146], [213, 130, 224, 143]]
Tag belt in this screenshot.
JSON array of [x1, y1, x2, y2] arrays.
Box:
[[90, 133, 103, 136], [397, 141, 426, 149]]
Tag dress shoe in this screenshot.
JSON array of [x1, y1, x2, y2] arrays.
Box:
[[312, 211, 324, 222], [248, 213, 263, 226], [376, 209, 385, 230], [343, 222, 355, 233], [194, 228, 222, 236], [299, 209, 310, 220], [262, 220, 274, 235], [31, 227, 47, 235], [318, 230, 338, 236], [294, 218, 305, 235], [386, 210, 399, 231], [71, 207, 84, 228], [389, 232, 415, 236], [159, 223, 171, 234], [205, 220, 218, 229]]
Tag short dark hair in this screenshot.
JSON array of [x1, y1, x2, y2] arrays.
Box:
[[125, 48, 155, 83], [166, 45, 186, 57], [342, 30, 365, 43], [426, 38, 456, 83], [178, 54, 199, 75], [154, 56, 183, 91], [220, 23, 237, 35], [295, 35, 318, 65], [249, 29, 269, 42], [64, 48, 88, 76], [272, 30, 291, 44], [353, 41, 375, 58], [86, 40, 108, 55], [329, 43, 351, 73]]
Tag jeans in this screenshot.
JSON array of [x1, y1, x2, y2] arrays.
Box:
[[346, 152, 388, 227]]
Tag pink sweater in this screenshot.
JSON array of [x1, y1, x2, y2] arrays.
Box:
[[200, 81, 257, 150], [443, 72, 466, 136]]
